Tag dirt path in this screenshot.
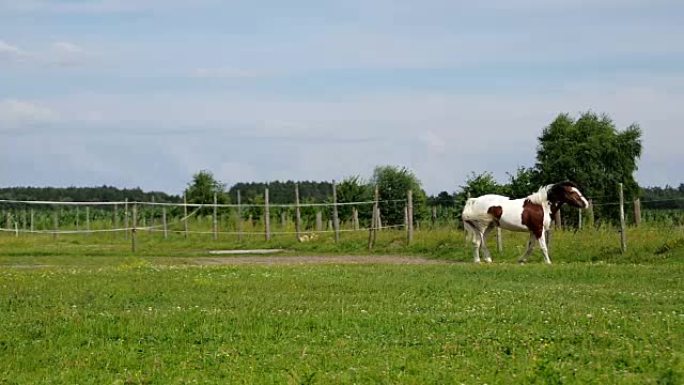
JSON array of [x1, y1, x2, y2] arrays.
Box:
[[186, 255, 450, 266]]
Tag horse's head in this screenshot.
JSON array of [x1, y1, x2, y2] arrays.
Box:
[[547, 181, 589, 209]]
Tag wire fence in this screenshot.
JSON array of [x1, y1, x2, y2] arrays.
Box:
[[0, 191, 414, 250], [1, 186, 683, 254]]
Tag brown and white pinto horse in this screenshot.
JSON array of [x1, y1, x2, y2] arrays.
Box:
[[462, 182, 588, 264]]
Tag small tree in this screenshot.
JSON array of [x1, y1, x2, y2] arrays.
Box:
[[185, 170, 228, 215], [370, 166, 428, 227], [336, 176, 372, 224]]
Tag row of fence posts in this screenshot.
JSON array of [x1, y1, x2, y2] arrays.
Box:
[[571, 183, 635, 253], [4, 183, 417, 254], [4, 183, 644, 254], [125, 182, 415, 253]]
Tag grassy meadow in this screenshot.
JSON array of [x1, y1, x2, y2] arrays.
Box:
[[0, 224, 683, 384]]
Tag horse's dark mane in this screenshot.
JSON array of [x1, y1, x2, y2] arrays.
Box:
[[547, 181, 580, 202]]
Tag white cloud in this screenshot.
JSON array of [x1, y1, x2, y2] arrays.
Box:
[[0, 99, 59, 127], [49, 41, 87, 66], [0, 40, 88, 67], [192, 67, 263, 79], [34, 72, 684, 191], [0, 40, 28, 62]]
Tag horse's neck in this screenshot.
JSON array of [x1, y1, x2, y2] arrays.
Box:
[[527, 191, 549, 206]]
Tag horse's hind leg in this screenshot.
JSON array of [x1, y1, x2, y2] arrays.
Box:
[[481, 224, 496, 263], [464, 221, 483, 263], [518, 233, 535, 264]]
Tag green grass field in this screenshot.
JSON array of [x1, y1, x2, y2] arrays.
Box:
[[0, 226, 683, 384]]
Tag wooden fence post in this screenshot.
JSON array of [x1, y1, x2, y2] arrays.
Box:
[[368, 185, 379, 250], [86, 206, 90, 235], [76, 206, 80, 230], [264, 188, 270, 241], [578, 207, 583, 230], [113, 204, 119, 234], [213, 193, 218, 241], [633, 198, 641, 227], [465, 192, 471, 246], [183, 193, 188, 239], [30, 209, 34, 233], [316, 212, 323, 232], [53, 207, 58, 240], [352, 207, 359, 230], [431, 206, 437, 227], [131, 203, 137, 253], [124, 198, 129, 240], [376, 206, 382, 230], [162, 207, 168, 239], [332, 180, 340, 242], [237, 190, 243, 242], [586, 199, 594, 228], [619, 183, 627, 253], [149, 197, 155, 234], [295, 184, 301, 240], [407, 190, 414, 245]]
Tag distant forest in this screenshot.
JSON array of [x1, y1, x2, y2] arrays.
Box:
[[0, 186, 180, 204], [1, 183, 683, 210]]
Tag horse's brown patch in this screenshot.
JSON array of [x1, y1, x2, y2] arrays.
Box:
[[487, 206, 503, 222], [521, 199, 544, 239]]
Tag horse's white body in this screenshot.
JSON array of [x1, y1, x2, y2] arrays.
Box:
[[461, 184, 589, 264], [462, 194, 551, 233]]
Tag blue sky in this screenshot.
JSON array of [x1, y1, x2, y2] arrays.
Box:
[[1, 0, 683, 195]]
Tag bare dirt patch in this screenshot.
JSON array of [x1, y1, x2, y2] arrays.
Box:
[[186, 255, 450, 266]]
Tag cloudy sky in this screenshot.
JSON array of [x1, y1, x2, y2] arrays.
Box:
[[1, 0, 683, 195]]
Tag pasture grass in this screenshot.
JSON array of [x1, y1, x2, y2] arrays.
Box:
[[0, 261, 682, 384], [0, 225, 683, 383], [1, 223, 683, 264]]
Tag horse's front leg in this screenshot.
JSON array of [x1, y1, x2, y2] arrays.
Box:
[[537, 231, 551, 264], [518, 233, 535, 264]]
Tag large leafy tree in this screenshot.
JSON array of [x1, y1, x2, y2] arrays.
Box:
[[535, 112, 642, 219], [370, 166, 428, 226]]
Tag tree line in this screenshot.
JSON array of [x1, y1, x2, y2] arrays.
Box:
[[2, 111, 680, 226]]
